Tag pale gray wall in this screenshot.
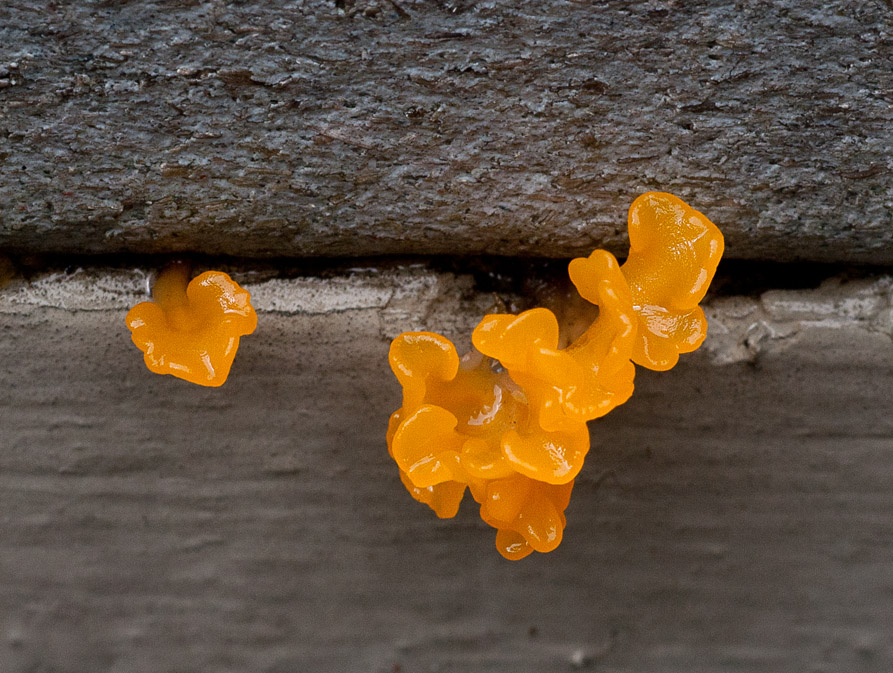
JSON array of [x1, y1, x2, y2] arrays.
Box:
[[0, 269, 890, 672]]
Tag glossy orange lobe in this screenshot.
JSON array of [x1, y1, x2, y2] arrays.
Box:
[[387, 192, 724, 559], [126, 264, 257, 387], [621, 192, 725, 371]]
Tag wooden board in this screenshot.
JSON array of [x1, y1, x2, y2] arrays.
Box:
[[1, 0, 891, 262], [0, 267, 890, 671]]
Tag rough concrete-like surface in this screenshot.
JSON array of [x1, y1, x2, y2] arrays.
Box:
[[1, 0, 891, 262], [0, 267, 891, 672]]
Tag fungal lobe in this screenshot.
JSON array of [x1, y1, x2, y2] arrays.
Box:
[[126, 264, 257, 387]]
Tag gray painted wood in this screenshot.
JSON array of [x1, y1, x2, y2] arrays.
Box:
[[0, 268, 891, 672], [1, 1, 891, 262]]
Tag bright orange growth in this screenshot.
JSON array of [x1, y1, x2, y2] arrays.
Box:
[[126, 264, 257, 387], [387, 192, 724, 559], [622, 192, 724, 371]]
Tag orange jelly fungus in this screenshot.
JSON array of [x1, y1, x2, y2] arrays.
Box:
[[387, 192, 724, 560], [126, 264, 257, 387]]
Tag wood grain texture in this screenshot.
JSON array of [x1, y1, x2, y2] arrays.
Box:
[[0, 268, 891, 672], [1, 0, 891, 262]]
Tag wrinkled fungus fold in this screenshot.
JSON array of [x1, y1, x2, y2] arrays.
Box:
[[126, 263, 257, 387], [387, 192, 724, 559]]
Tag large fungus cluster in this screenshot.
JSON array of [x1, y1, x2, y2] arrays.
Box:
[[387, 192, 724, 560]]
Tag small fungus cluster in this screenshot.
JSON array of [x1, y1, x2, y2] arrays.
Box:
[[126, 263, 257, 387], [387, 192, 724, 560]]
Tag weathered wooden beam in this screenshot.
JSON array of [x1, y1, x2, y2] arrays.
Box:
[[1, 0, 891, 262], [0, 267, 891, 671]]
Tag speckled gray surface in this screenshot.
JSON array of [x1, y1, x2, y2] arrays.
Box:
[[0, 268, 891, 672], [1, 0, 891, 262]]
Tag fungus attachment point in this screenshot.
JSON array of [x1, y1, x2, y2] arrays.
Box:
[[126, 263, 257, 387], [387, 192, 724, 559], [0, 256, 14, 288]]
